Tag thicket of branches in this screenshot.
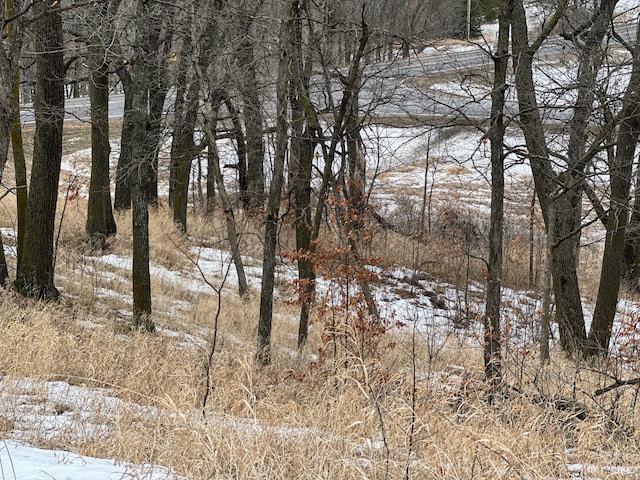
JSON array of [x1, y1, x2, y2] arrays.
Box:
[[0, 0, 639, 389]]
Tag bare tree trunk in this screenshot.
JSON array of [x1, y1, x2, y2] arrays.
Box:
[[7, 0, 26, 268], [236, 19, 265, 209], [206, 144, 217, 213], [14, 0, 64, 300], [257, 1, 291, 364], [86, 41, 116, 248], [288, 0, 316, 350], [483, 0, 512, 388], [511, 0, 587, 355], [202, 117, 249, 298], [588, 21, 640, 355], [131, 0, 154, 331], [0, 0, 20, 285], [114, 71, 133, 211], [170, 44, 199, 233], [145, 13, 171, 207]]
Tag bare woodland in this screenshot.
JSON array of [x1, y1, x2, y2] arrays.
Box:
[[0, 0, 640, 477]]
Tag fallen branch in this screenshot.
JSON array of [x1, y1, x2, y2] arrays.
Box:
[[595, 377, 640, 396]]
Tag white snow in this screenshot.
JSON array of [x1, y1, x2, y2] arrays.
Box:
[[0, 441, 176, 480]]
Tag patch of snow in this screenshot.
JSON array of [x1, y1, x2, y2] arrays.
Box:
[[0, 441, 178, 480]]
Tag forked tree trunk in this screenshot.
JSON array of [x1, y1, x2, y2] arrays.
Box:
[[511, 0, 587, 354]]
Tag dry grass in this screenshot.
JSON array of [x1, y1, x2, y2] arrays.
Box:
[[0, 276, 638, 479], [0, 122, 637, 478]]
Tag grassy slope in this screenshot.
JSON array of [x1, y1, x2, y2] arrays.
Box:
[[0, 123, 637, 479]]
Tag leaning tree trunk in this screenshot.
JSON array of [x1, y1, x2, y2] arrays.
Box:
[[588, 22, 640, 355], [14, 0, 64, 300], [202, 115, 249, 299], [85, 43, 117, 247]]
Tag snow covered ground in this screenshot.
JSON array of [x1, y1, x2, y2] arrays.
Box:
[[0, 441, 175, 480]]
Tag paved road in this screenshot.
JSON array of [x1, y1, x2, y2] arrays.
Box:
[[21, 23, 636, 127], [20, 94, 126, 125]]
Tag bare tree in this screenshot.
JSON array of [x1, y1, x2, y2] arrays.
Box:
[[85, 1, 119, 247], [14, 0, 65, 300], [129, 0, 155, 331], [483, 0, 513, 387], [588, 19, 640, 355], [257, 0, 292, 364]]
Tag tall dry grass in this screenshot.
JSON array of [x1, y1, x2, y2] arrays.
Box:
[[0, 122, 637, 478], [0, 279, 638, 479]]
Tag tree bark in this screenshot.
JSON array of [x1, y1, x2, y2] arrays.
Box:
[[0, 0, 20, 285], [288, 0, 316, 350], [257, 1, 291, 364], [202, 116, 249, 299], [7, 0, 26, 268], [86, 41, 117, 247], [511, 0, 588, 354], [130, 0, 154, 331], [170, 42, 199, 233], [14, 0, 64, 300], [484, 0, 512, 387], [114, 71, 133, 211], [144, 11, 171, 207], [587, 20, 640, 355], [236, 19, 265, 209]]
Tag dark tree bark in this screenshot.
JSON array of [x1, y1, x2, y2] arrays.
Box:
[[170, 39, 199, 233], [0, 0, 22, 285], [206, 145, 217, 213], [484, 0, 512, 387], [11, 61, 27, 267], [130, 0, 154, 331], [14, 0, 64, 300], [511, 0, 589, 354], [587, 21, 640, 355], [222, 92, 248, 200], [114, 71, 133, 211], [288, 0, 316, 349], [236, 17, 265, 209], [6, 0, 26, 270], [86, 40, 117, 247], [257, 0, 290, 365]]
